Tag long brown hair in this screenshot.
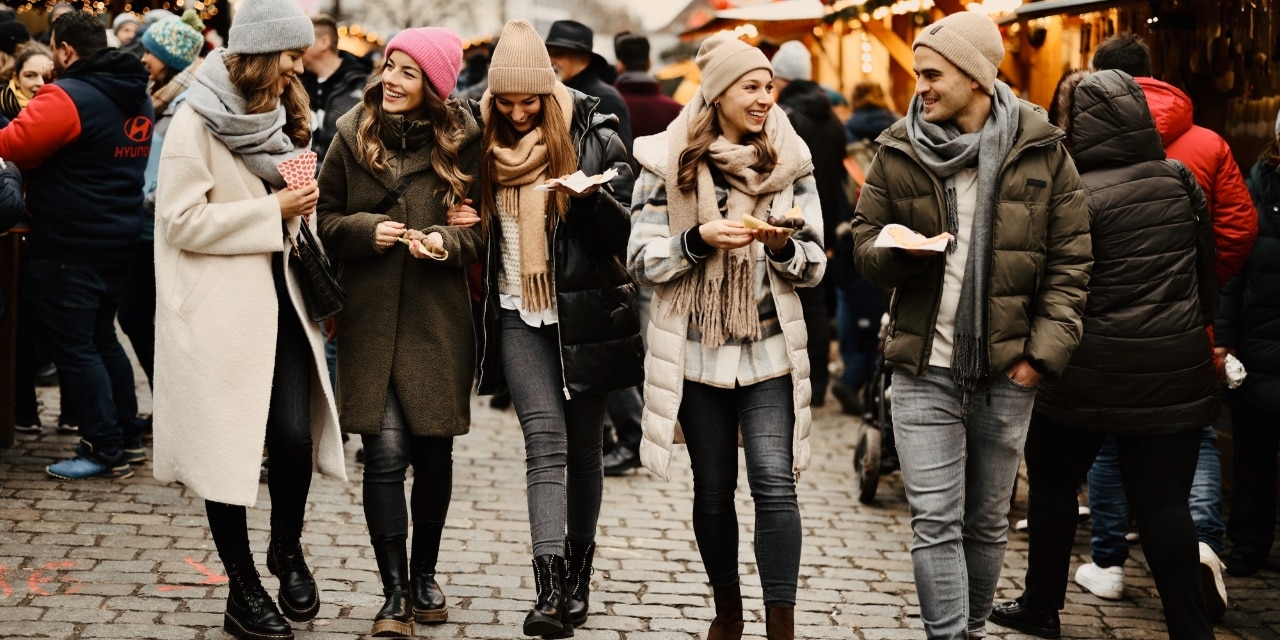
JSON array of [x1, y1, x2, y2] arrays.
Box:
[[1047, 69, 1089, 148], [676, 101, 777, 192], [225, 51, 310, 148], [354, 76, 473, 205], [478, 91, 577, 234]]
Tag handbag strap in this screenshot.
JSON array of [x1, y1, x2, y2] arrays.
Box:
[[369, 174, 416, 216]]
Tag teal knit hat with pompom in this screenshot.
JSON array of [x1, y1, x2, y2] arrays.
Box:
[[141, 10, 204, 72]]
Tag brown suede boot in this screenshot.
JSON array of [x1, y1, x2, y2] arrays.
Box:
[[765, 605, 794, 640], [707, 583, 744, 640]]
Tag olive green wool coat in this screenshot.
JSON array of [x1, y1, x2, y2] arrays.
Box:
[[317, 104, 484, 436], [852, 101, 1092, 378]]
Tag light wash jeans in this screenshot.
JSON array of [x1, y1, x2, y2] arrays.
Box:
[[892, 366, 1037, 640], [1087, 425, 1224, 567]]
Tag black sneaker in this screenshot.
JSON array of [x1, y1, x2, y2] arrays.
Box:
[[57, 420, 79, 434], [15, 419, 45, 434], [123, 439, 147, 465]]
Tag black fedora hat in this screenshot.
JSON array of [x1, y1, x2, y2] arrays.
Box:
[[545, 20, 608, 68]]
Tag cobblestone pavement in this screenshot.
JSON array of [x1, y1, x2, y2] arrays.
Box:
[[2, 380, 1279, 640]]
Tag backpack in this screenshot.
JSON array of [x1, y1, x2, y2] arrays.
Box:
[[843, 138, 878, 205]]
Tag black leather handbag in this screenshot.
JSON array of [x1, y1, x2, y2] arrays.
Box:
[[287, 218, 345, 322]]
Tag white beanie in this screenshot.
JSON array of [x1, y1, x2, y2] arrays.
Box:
[[771, 41, 811, 82], [112, 13, 140, 31], [912, 11, 1004, 95], [228, 0, 314, 55]]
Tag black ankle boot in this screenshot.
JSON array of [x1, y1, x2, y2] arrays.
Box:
[[564, 539, 595, 627], [266, 530, 319, 622], [224, 564, 293, 640], [410, 568, 448, 624], [523, 554, 570, 637], [371, 537, 413, 637]]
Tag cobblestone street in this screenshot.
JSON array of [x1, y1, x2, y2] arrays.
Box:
[[2, 379, 1279, 639]]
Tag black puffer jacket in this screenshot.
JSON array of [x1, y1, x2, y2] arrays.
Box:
[[1216, 159, 1280, 412], [477, 87, 643, 397], [1035, 70, 1219, 434], [778, 79, 844, 249]]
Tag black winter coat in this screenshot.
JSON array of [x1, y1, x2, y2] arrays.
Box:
[[476, 88, 643, 398], [1034, 70, 1219, 434], [1216, 159, 1280, 412], [778, 79, 844, 249], [303, 51, 373, 165], [564, 69, 633, 153]]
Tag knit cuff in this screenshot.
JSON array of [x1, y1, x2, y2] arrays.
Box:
[[765, 238, 796, 262], [682, 226, 713, 262]]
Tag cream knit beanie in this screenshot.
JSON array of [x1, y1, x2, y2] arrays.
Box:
[[696, 34, 772, 103], [912, 11, 1004, 95], [488, 20, 556, 95]]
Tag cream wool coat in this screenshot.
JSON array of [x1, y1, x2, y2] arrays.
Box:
[[628, 132, 823, 481], [151, 104, 347, 507]]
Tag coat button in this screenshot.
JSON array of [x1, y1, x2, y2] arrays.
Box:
[[681, 259, 689, 266]]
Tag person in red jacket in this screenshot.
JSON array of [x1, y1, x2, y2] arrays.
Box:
[[1074, 33, 1258, 621]]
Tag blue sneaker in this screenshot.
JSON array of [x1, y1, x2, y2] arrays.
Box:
[[123, 438, 147, 465], [47, 455, 133, 480]]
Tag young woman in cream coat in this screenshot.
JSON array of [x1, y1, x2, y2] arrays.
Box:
[[627, 35, 825, 640], [151, 1, 345, 638]]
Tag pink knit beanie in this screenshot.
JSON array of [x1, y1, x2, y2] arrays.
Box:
[[385, 27, 463, 100]]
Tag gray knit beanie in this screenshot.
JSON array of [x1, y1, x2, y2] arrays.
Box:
[[696, 34, 771, 103], [912, 11, 1004, 95], [228, 0, 313, 55], [488, 20, 556, 95], [771, 40, 811, 82]]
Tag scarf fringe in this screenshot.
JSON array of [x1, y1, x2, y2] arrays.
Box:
[[522, 272, 554, 313], [951, 331, 987, 393], [671, 256, 759, 348]]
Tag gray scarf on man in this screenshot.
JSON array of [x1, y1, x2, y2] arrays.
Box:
[[185, 48, 306, 189], [906, 81, 1020, 393]]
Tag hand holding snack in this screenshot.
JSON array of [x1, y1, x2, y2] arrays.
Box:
[[534, 169, 618, 196], [375, 220, 406, 249], [873, 223, 952, 254], [400, 229, 448, 260], [699, 219, 754, 250]]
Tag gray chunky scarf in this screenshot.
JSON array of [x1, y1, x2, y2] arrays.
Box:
[[185, 48, 307, 189], [906, 81, 1020, 393]]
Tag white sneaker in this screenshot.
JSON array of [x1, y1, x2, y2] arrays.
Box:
[[1198, 542, 1228, 620], [1074, 562, 1125, 600]]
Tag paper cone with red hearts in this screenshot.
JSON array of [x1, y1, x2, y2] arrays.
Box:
[[277, 151, 318, 190]]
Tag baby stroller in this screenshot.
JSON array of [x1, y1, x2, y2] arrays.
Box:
[[853, 313, 900, 505]]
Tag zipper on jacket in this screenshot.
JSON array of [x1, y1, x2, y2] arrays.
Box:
[[551, 220, 572, 400]]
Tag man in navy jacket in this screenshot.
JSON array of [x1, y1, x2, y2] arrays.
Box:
[[0, 11, 153, 480]]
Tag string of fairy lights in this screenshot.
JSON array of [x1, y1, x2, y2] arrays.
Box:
[[12, 0, 220, 20]]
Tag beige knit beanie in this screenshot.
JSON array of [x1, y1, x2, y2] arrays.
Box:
[[488, 20, 557, 95], [912, 11, 1004, 95], [696, 34, 772, 103]]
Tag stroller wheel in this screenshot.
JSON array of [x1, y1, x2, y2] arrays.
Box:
[[855, 423, 882, 505]]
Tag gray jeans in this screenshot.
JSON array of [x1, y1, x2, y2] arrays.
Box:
[[500, 310, 607, 557], [891, 366, 1036, 639]]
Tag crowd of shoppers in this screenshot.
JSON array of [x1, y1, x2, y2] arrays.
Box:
[[6, 4, 1278, 640]]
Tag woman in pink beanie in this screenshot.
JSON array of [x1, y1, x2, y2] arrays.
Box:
[[316, 25, 484, 638]]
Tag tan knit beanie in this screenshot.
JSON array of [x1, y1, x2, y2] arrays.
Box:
[[488, 20, 557, 95], [696, 34, 772, 103], [912, 11, 1004, 95]]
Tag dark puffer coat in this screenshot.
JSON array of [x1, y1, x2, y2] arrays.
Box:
[[476, 87, 643, 398], [1216, 158, 1280, 412], [1034, 70, 1219, 434]]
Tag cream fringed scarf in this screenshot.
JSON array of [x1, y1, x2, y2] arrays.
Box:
[[482, 84, 575, 313], [664, 92, 814, 346]]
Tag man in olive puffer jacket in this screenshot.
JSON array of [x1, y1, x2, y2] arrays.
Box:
[[851, 12, 1091, 639]]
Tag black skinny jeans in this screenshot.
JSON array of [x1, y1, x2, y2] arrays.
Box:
[[678, 376, 801, 607], [1021, 413, 1212, 640], [361, 387, 453, 571], [207, 257, 315, 569], [1225, 393, 1279, 563]]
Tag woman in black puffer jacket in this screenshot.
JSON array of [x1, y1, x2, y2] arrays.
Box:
[[990, 69, 1218, 640], [1215, 122, 1280, 577], [467, 20, 642, 639]]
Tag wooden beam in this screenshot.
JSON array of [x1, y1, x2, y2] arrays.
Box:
[[864, 19, 915, 77], [932, 0, 969, 15]]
